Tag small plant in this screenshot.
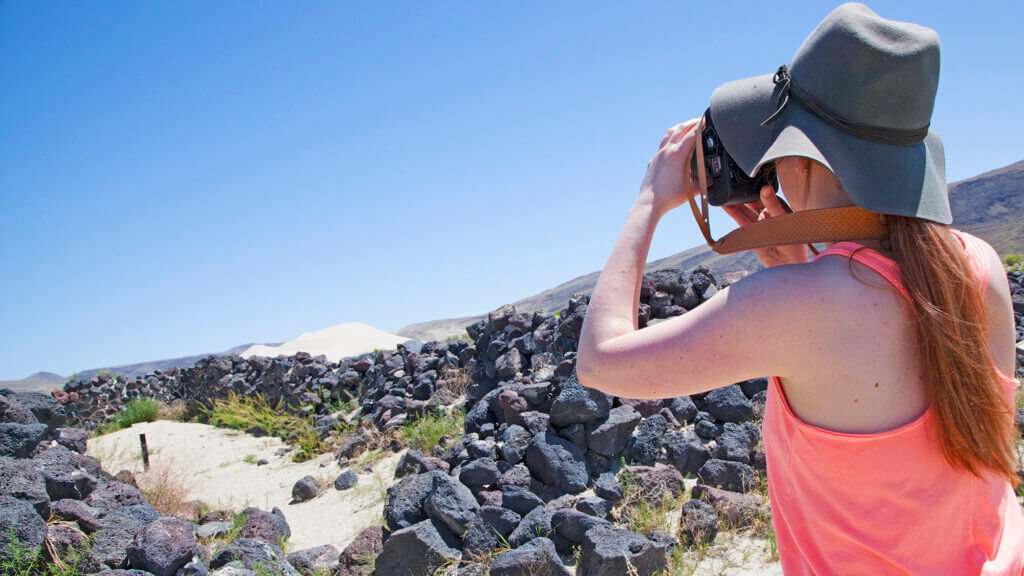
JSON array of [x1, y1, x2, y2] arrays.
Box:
[[440, 332, 470, 345], [200, 392, 330, 462], [1, 526, 85, 576], [1002, 254, 1023, 273], [613, 465, 689, 537], [92, 397, 161, 437], [137, 455, 196, 518], [399, 408, 465, 454], [242, 454, 258, 465], [553, 309, 563, 319]]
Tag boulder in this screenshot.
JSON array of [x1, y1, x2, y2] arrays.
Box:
[[334, 470, 357, 491], [577, 525, 668, 576], [126, 517, 198, 576], [86, 480, 147, 516], [209, 538, 296, 575], [508, 506, 554, 547], [488, 537, 569, 576], [423, 471, 480, 537], [460, 458, 501, 489], [0, 495, 46, 562], [697, 459, 756, 493], [292, 476, 320, 503], [524, 432, 589, 494], [374, 519, 461, 576], [663, 430, 709, 477], [0, 456, 51, 518], [701, 385, 754, 423], [618, 464, 685, 506], [384, 471, 440, 531], [679, 499, 719, 547], [338, 525, 383, 576], [236, 507, 291, 544], [548, 379, 611, 427], [0, 423, 48, 458], [585, 405, 641, 457], [624, 414, 668, 466], [691, 484, 764, 528], [286, 544, 340, 576]]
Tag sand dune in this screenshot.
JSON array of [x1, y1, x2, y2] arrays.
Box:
[[241, 322, 408, 363]]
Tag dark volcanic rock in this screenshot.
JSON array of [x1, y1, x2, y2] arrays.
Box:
[[701, 385, 754, 423], [334, 470, 357, 491], [500, 486, 544, 517], [499, 425, 531, 465], [663, 430, 710, 477], [0, 395, 37, 425], [209, 537, 295, 575], [32, 444, 83, 501], [489, 537, 569, 576], [0, 455, 51, 518], [551, 509, 611, 544], [508, 506, 555, 547], [86, 480, 146, 516], [423, 471, 480, 537], [679, 499, 719, 547], [594, 472, 623, 503], [548, 378, 612, 427], [126, 517, 198, 576], [384, 471, 440, 530], [460, 457, 501, 489], [286, 544, 340, 576], [524, 432, 589, 494], [0, 495, 46, 562], [691, 484, 764, 528], [577, 525, 668, 576], [624, 414, 668, 466], [374, 519, 461, 576], [697, 459, 756, 493], [618, 464, 685, 506], [55, 427, 89, 454], [237, 507, 291, 544], [585, 405, 641, 457], [338, 525, 383, 576], [292, 475, 320, 502], [0, 422, 48, 458]]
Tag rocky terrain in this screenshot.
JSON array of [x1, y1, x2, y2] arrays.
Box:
[[3, 259, 1022, 575]]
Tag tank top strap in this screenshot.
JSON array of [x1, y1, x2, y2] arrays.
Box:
[[812, 228, 990, 300], [812, 241, 911, 302]]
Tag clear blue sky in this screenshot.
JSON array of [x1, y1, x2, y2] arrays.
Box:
[[2, 1, 1021, 379]]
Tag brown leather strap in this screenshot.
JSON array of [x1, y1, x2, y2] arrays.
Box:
[[685, 115, 884, 256]]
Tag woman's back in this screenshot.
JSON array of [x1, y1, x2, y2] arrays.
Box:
[[765, 229, 1024, 575]]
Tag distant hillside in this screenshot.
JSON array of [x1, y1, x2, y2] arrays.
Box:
[[948, 159, 1024, 255], [0, 371, 66, 393], [73, 343, 270, 381], [394, 158, 1024, 341]]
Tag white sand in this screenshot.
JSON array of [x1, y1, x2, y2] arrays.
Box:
[[88, 420, 402, 553], [241, 322, 408, 363]]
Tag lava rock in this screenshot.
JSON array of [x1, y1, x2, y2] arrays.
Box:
[[679, 499, 719, 547], [0, 495, 46, 562], [286, 544, 340, 576], [384, 471, 440, 530], [126, 517, 198, 576], [594, 472, 623, 503], [585, 405, 641, 457], [0, 423, 48, 458], [209, 537, 296, 575], [374, 519, 461, 576], [488, 537, 569, 576], [334, 470, 357, 491], [618, 464, 685, 506], [508, 506, 555, 547], [499, 425, 531, 465], [292, 476, 320, 503], [423, 471, 480, 537], [32, 444, 83, 501], [236, 507, 291, 544], [0, 456, 51, 518], [524, 432, 589, 494], [701, 385, 754, 423], [55, 427, 89, 454], [666, 396, 698, 423], [577, 525, 668, 576], [624, 414, 668, 466], [691, 484, 764, 528], [338, 525, 383, 576], [548, 379, 612, 427], [551, 509, 611, 544], [460, 457, 501, 489], [664, 430, 709, 476], [85, 480, 147, 516], [697, 459, 756, 493], [500, 486, 544, 517]]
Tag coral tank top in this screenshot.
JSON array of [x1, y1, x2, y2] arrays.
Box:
[[763, 229, 1024, 575]]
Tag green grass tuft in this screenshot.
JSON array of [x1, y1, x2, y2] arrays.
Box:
[[399, 408, 465, 454], [200, 392, 329, 462], [92, 397, 161, 437]]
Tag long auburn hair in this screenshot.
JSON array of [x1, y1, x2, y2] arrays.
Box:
[[880, 215, 1020, 489]]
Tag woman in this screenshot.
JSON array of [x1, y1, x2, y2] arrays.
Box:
[[576, 3, 1024, 574]]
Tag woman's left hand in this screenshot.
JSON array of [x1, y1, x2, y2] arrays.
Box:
[[639, 118, 701, 217]]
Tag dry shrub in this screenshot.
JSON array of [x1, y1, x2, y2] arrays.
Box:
[[436, 365, 470, 397], [136, 455, 197, 518]]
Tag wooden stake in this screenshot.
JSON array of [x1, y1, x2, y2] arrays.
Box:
[[139, 433, 150, 471]]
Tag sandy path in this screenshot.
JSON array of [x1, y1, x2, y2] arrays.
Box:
[[88, 420, 401, 553]]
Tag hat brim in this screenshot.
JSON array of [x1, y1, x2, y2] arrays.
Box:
[[709, 73, 951, 225]]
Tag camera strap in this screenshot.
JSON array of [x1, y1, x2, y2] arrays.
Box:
[[686, 116, 885, 256]]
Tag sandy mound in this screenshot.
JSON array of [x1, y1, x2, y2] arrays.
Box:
[[88, 420, 401, 553], [241, 322, 408, 363]]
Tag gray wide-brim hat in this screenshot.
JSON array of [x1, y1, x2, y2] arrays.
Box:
[[709, 2, 951, 224]]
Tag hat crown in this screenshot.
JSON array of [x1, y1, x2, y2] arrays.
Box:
[[789, 2, 940, 131]]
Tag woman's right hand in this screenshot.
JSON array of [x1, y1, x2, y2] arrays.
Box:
[[722, 185, 810, 268]]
